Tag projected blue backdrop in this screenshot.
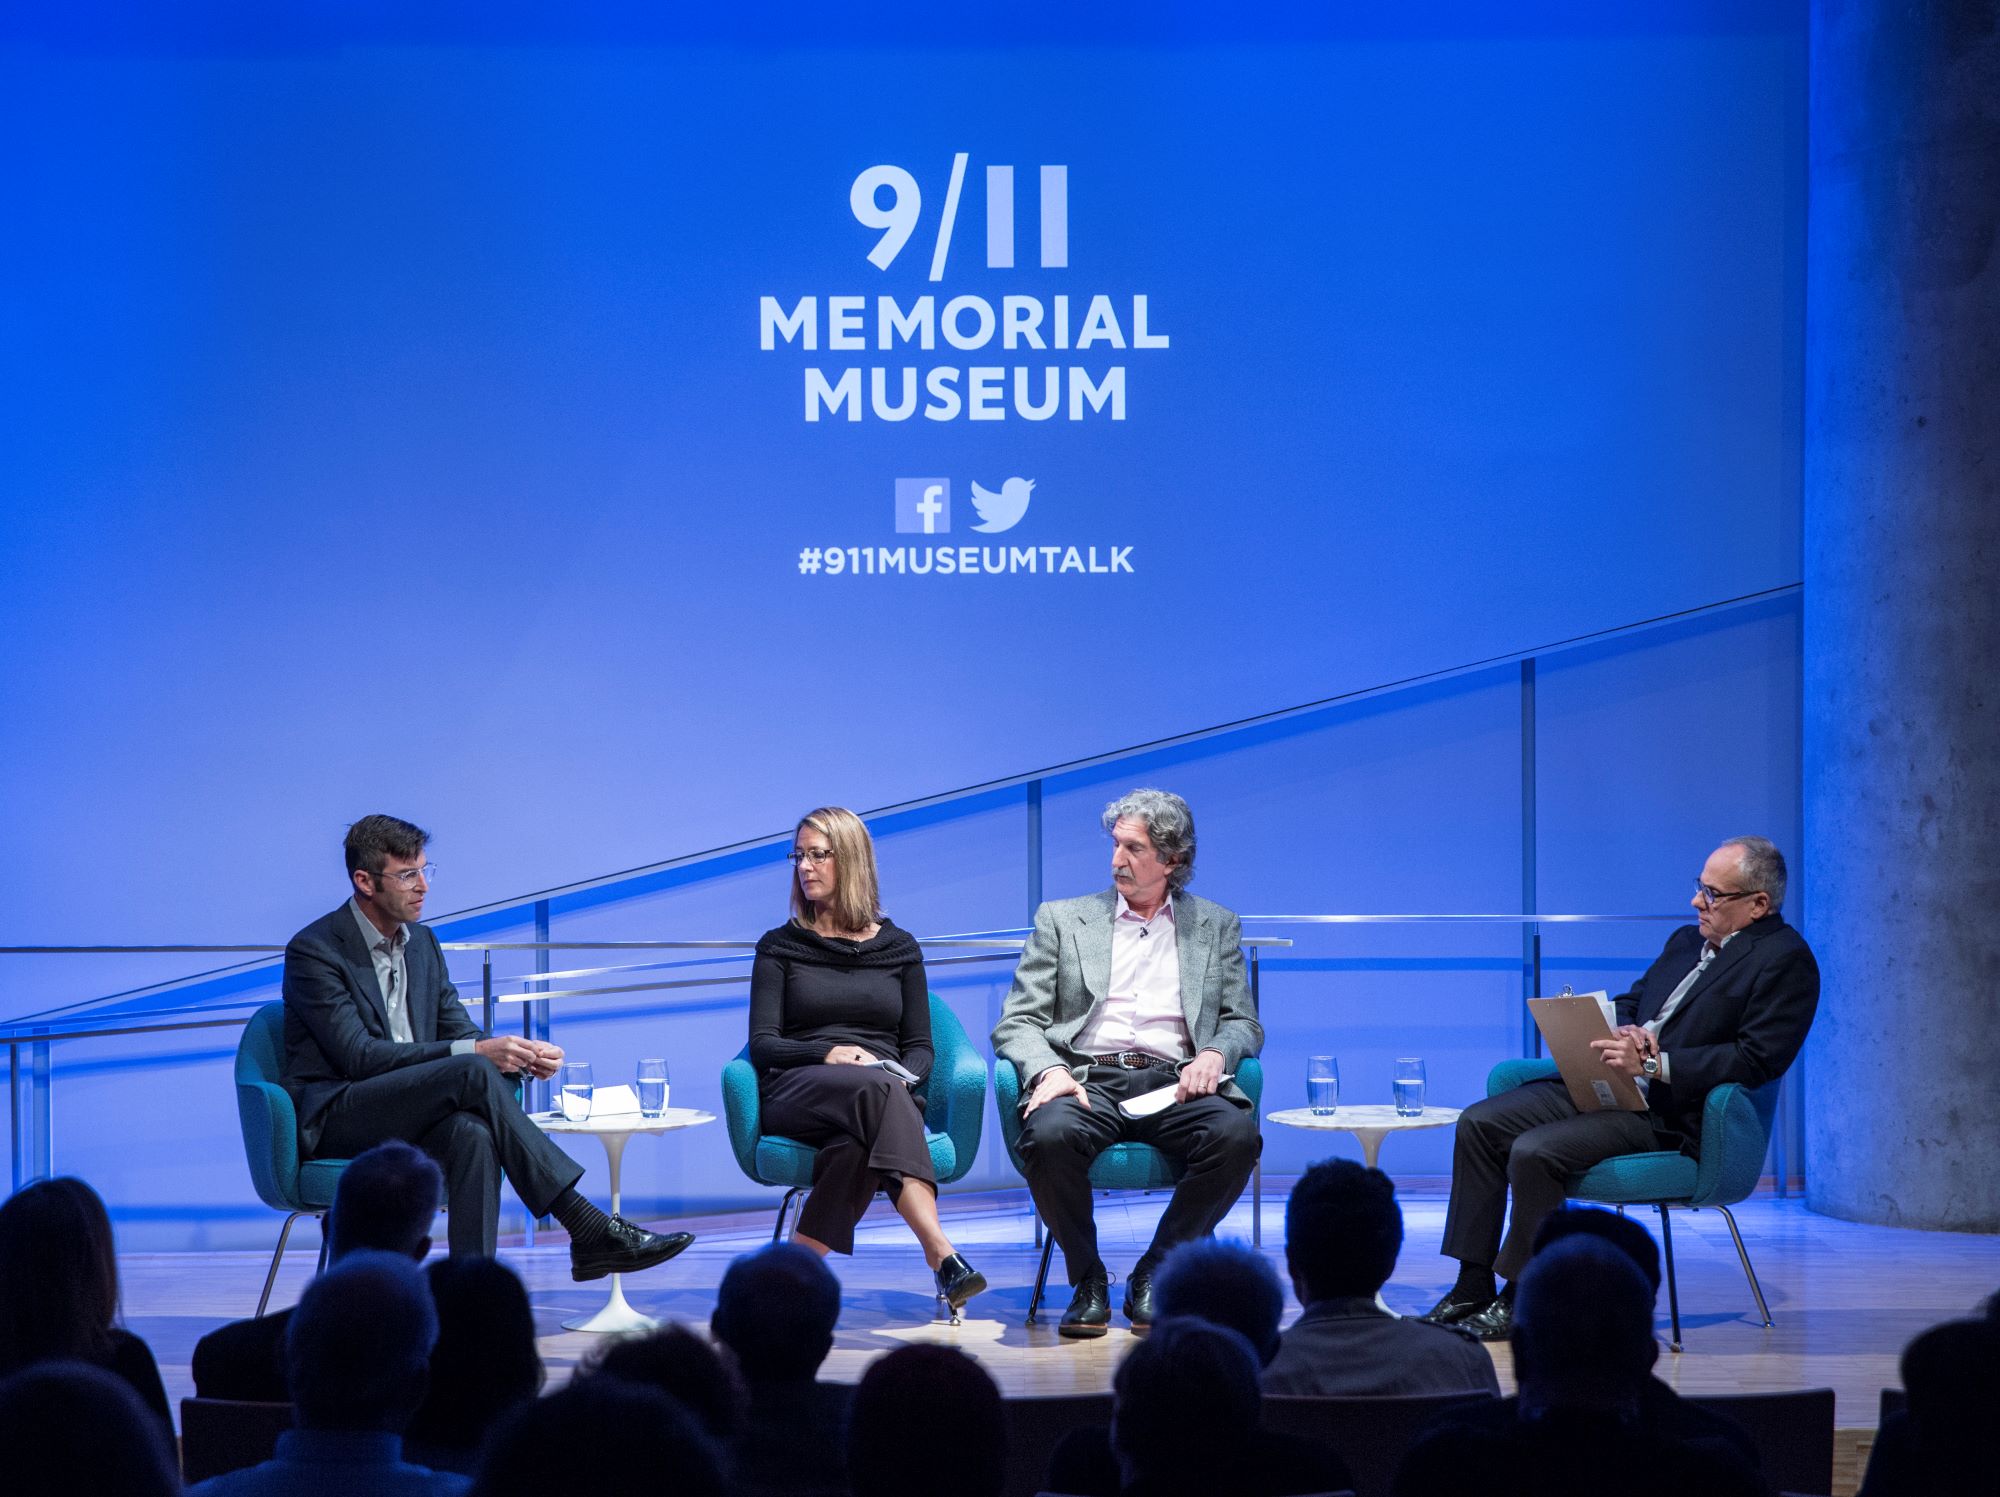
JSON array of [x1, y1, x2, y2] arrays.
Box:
[[1, 2, 1803, 943]]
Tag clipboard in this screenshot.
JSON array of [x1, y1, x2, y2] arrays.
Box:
[[1526, 994, 1648, 1113]]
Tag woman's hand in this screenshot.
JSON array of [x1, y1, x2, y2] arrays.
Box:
[[825, 1044, 878, 1066]]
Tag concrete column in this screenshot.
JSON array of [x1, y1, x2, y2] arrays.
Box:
[[1803, 3, 2000, 1230]]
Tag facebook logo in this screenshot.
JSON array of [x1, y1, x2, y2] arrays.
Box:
[[894, 478, 951, 534]]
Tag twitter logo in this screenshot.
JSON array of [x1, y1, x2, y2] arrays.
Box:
[[968, 477, 1035, 533]]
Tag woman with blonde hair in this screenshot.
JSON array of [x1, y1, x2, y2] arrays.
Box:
[[748, 807, 984, 1313]]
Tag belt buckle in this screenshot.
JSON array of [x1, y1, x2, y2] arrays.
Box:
[[1118, 1050, 1150, 1070]]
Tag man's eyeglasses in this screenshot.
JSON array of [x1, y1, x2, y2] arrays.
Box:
[[1693, 879, 1757, 908], [787, 848, 836, 867], [371, 864, 436, 888]]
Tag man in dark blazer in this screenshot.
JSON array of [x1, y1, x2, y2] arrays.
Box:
[[1423, 836, 1820, 1340], [993, 789, 1263, 1337], [284, 814, 692, 1274]]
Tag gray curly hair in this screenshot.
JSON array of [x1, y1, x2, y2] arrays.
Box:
[[1102, 788, 1197, 894]]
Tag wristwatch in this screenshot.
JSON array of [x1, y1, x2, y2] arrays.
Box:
[[1641, 1054, 1661, 1078]]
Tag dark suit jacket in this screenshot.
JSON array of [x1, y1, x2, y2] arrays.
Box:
[[1614, 913, 1819, 1150], [192, 1307, 292, 1403], [991, 889, 1263, 1106], [282, 904, 484, 1155]]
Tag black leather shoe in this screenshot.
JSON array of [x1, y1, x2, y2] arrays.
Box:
[[1418, 1290, 1495, 1326], [935, 1253, 988, 1314], [1058, 1273, 1111, 1338], [1123, 1270, 1157, 1331], [570, 1216, 695, 1282], [1456, 1295, 1515, 1341]]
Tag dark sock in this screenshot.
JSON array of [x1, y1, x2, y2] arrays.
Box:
[[1497, 1280, 1517, 1305], [551, 1187, 610, 1247], [1451, 1263, 1498, 1302]]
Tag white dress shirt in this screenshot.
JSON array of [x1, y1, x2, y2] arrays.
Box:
[[1076, 894, 1192, 1063], [348, 897, 476, 1055]]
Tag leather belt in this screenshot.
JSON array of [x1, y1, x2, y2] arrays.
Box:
[[1091, 1051, 1178, 1071]]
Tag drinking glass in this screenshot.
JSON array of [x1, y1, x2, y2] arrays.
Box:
[[636, 1058, 670, 1118], [1307, 1056, 1339, 1116], [559, 1060, 594, 1122], [1394, 1057, 1426, 1117]]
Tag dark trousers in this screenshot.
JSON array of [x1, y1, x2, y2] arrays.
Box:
[[1015, 1065, 1260, 1285], [1441, 1077, 1662, 1279], [314, 1052, 585, 1257], [761, 1064, 936, 1255]]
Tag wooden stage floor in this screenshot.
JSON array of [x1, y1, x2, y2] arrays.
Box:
[[124, 1179, 1995, 1486]]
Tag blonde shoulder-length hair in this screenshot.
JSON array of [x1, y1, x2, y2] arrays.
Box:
[[789, 806, 883, 933]]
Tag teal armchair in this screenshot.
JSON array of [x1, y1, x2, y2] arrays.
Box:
[[1486, 1058, 1781, 1351], [721, 993, 987, 1298], [236, 1002, 350, 1315]]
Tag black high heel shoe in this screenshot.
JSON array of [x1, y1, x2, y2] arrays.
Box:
[[934, 1252, 988, 1323]]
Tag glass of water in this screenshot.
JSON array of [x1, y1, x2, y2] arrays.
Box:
[[636, 1058, 670, 1118], [559, 1060, 594, 1122], [1394, 1057, 1426, 1117], [1307, 1056, 1339, 1115]]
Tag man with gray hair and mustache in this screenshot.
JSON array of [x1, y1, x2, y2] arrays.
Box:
[[994, 789, 1263, 1338]]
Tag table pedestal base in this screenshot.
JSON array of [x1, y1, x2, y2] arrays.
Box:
[[563, 1273, 657, 1334]]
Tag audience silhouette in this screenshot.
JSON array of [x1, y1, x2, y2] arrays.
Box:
[[470, 1375, 725, 1497], [585, 1320, 749, 1448], [190, 1250, 467, 1495], [404, 1254, 544, 1474], [712, 1242, 851, 1495], [849, 1343, 1005, 1497], [1858, 1310, 2000, 1497], [0, 1175, 173, 1436], [195, 1139, 444, 1402], [1263, 1159, 1499, 1399], [1394, 1237, 1764, 1497], [0, 1360, 181, 1497]]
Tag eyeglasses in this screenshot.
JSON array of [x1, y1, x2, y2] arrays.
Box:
[[1693, 879, 1757, 908], [371, 864, 436, 888], [787, 848, 835, 867]]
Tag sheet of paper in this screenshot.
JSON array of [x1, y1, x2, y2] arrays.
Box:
[[1116, 1074, 1233, 1119], [1118, 1082, 1181, 1118], [864, 1058, 919, 1084], [590, 1083, 641, 1116]]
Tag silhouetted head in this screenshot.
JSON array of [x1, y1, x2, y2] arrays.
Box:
[[286, 1250, 437, 1432], [1901, 1316, 2000, 1477], [1284, 1157, 1403, 1304], [586, 1321, 747, 1444], [328, 1140, 443, 1261], [849, 1344, 1004, 1497], [1512, 1236, 1657, 1417], [0, 1361, 178, 1497], [1533, 1206, 1662, 1300], [471, 1376, 724, 1497], [711, 1242, 840, 1384], [1111, 1317, 1262, 1489], [407, 1255, 542, 1454], [1154, 1237, 1286, 1365], [0, 1176, 122, 1373]]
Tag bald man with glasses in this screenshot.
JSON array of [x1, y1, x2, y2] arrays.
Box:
[[1422, 837, 1820, 1341], [281, 814, 694, 1277]]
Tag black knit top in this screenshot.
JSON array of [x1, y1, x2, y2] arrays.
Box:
[[748, 919, 933, 1085]]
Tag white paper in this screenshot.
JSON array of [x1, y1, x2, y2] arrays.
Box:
[[864, 1058, 920, 1084], [1118, 1082, 1182, 1118], [589, 1083, 642, 1117], [1116, 1073, 1234, 1119]]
